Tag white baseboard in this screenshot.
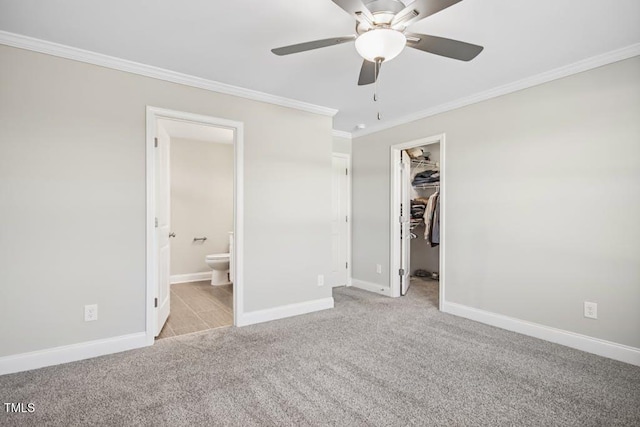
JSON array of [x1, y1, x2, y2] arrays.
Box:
[[0, 332, 148, 376], [442, 301, 640, 367], [351, 279, 392, 297], [170, 272, 211, 284], [237, 297, 334, 327]]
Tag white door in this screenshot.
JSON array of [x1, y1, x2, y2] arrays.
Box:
[[154, 124, 171, 336], [330, 154, 349, 287], [400, 150, 411, 295]]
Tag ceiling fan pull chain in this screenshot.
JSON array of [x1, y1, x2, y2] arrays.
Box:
[[375, 59, 382, 120], [374, 59, 379, 102]]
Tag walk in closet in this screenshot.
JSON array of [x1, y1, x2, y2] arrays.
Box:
[[407, 143, 440, 280]]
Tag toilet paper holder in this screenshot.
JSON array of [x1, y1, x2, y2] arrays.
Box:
[[193, 237, 207, 242]]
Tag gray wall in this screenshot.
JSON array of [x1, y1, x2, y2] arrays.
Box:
[[352, 57, 640, 348], [170, 138, 233, 276], [0, 45, 333, 357]]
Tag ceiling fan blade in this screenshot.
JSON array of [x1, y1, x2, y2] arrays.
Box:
[[358, 60, 381, 86], [407, 33, 483, 61], [331, 0, 375, 23], [391, 0, 463, 28], [271, 35, 356, 56]]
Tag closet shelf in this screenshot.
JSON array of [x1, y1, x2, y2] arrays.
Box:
[[413, 182, 440, 190], [411, 158, 440, 170]]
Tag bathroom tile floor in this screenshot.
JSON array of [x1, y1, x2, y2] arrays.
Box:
[[156, 281, 233, 339]]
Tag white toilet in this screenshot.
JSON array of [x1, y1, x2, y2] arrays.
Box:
[[205, 233, 234, 286], [205, 253, 230, 285]]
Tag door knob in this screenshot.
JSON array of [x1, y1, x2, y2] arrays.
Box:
[[169, 232, 176, 238]]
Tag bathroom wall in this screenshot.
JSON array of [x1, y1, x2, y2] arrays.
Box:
[[410, 143, 440, 274], [170, 137, 233, 277]]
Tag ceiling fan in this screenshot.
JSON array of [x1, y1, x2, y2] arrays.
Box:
[[271, 0, 484, 86]]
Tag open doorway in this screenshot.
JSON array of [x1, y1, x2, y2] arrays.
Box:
[[157, 119, 234, 338], [390, 134, 445, 310], [145, 107, 244, 344]]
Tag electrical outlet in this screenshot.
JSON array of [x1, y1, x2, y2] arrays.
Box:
[[584, 301, 597, 319], [84, 304, 98, 322], [376, 264, 382, 274], [317, 274, 324, 287]]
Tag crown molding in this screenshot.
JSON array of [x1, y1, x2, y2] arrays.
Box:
[[0, 30, 338, 117], [353, 42, 640, 138], [3, 30, 637, 137], [331, 129, 353, 139]]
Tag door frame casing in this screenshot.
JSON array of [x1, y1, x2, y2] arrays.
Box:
[[399, 149, 411, 295], [145, 106, 244, 344], [332, 152, 352, 287], [154, 123, 171, 335], [389, 133, 445, 309]]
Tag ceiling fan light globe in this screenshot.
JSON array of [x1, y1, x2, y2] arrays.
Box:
[[355, 28, 406, 62]]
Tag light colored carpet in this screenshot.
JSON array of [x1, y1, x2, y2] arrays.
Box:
[[1, 280, 639, 426]]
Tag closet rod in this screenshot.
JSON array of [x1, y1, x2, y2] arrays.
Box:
[[413, 183, 440, 190]]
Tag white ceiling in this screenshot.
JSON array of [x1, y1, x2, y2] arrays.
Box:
[[1, 0, 639, 134]]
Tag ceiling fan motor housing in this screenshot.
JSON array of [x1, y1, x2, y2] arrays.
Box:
[[357, 0, 407, 34]]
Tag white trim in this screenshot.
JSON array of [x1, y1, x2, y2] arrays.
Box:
[[3, 30, 637, 136], [332, 152, 352, 287], [438, 139, 446, 310], [237, 298, 334, 327], [170, 272, 212, 284], [442, 302, 640, 367], [332, 129, 353, 139], [0, 333, 147, 376], [5, 31, 636, 138], [146, 107, 244, 345], [353, 43, 640, 137], [351, 279, 392, 296], [389, 134, 445, 308], [146, 110, 156, 345], [0, 30, 337, 118]]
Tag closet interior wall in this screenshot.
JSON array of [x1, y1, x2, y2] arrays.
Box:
[[410, 143, 440, 275]]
